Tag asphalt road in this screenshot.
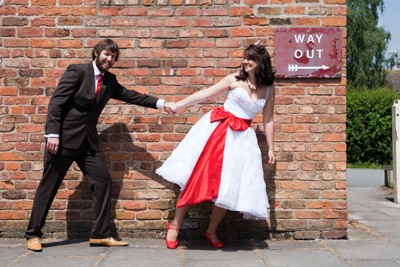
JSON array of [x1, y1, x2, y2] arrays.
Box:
[[346, 168, 387, 187]]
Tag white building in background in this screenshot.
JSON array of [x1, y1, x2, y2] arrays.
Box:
[[387, 60, 400, 92]]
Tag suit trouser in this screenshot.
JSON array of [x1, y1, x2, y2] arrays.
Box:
[[25, 140, 112, 239]]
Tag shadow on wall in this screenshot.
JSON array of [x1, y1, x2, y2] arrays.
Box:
[[65, 123, 165, 239]]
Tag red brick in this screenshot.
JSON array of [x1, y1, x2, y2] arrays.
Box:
[[115, 211, 135, 220], [279, 181, 307, 190], [0, 68, 17, 78], [230, 28, 254, 37], [294, 230, 321, 240], [271, 0, 292, 3], [136, 210, 162, 220], [16, 124, 43, 133], [307, 144, 334, 152], [321, 230, 347, 239], [296, 210, 321, 219], [258, 6, 282, 15], [147, 200, 172, 210], [15, 181, 39, 190], [18, 28, 43, 37], [281, 87, 305, 95], [43, 7, 70, 16], [278, 219, 307, 230], [281, 124, 307, 133], [202, 7, 228, 16], [230, 7, 253, 16], [335, 220, 348, 229], [0, 211, 26, 219], [0, 5, 18, 15], [4, 39, 29, 48], [63, 18, 87, 27], [325, 0, 346, 3], [123, 201, 147, 211], [5, 162, 19, 171], [31, 39, 55, 48], [58, 39, 83, 48], [322, 190, 346, 200], [171, 0, 183, 5], [32, 0, 56, 5], [0, 28, 15, 39], [0, 87, 17, 96], [0, 143, 15, 151], [2, 17, 28, 26], [284, 6, 305, 15], [243, 17, 268, 26], [0, 152, 24, 161], [292, 17, 321, 26], [322, 133, 346, 142], [72, 7, 96, 16], [163, 40, 187, 49], [147, 143, 176, 152], [323, 16, 346, 27], [333, 6, 347, 16]]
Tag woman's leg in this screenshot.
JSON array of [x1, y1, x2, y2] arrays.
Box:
[[206, 205, 227, 242], [167, 194, 189, 242]]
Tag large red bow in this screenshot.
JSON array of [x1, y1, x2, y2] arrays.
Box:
[[210, 106, 252, 131]]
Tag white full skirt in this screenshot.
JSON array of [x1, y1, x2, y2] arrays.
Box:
[[156, 111, 269, 220]]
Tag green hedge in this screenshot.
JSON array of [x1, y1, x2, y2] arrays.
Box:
[[346, 88, 400, 165]]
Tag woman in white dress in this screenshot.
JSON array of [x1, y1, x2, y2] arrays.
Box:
[[156, 43, 276, 249]]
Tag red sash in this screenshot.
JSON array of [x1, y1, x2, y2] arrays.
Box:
[[177, 107, 252, 208]]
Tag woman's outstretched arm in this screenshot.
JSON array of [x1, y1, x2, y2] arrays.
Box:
[[177, 74, 236, 108]]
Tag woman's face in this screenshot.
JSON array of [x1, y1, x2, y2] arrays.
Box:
[[242, 57, 258, 74]]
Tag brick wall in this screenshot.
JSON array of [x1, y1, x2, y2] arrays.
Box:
[[0, 0, 347, 240]]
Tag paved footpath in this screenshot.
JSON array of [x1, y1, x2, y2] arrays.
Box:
[[2, 169, 400, 267]]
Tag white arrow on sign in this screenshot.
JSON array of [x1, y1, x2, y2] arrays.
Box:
[[288, 64, 330, 72]]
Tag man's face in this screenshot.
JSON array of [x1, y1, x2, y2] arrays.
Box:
[[95, 49, 117, 72]]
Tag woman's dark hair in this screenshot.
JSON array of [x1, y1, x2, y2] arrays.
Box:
[[91, 38, 120, 61], [236, 44, 275, 87]]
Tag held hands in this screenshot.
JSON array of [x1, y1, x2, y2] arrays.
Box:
[[164, 102, 180, 115]]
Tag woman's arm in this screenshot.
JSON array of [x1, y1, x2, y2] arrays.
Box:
[[263, 85, 276, 165], [177, 74, 235, 108]]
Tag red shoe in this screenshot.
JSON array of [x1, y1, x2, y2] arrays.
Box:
[[204, 231, 224, 248], [165, 222, 179, 249]]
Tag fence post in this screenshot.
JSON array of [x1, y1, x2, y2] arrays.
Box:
[[393, 100, 400, 203]]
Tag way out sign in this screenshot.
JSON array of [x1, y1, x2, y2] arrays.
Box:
[[274, 28, 342, 78]]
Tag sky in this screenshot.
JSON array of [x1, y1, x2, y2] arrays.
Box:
[[378, 0, 400, 53]]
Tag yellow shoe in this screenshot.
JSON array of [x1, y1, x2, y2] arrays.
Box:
[[89, 237, 129, 247], [27, 237, 42, 252]]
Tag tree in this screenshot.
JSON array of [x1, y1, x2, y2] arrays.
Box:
[[385, 51, 399, 69], [347, 0, 392, 89]]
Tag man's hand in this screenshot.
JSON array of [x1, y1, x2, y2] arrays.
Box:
[[47, 137, 60, 154], [164, 102, 179, 115]]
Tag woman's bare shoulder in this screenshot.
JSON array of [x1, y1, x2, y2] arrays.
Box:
[[225, 72, 242, 88], [225, 72, 240, 80]]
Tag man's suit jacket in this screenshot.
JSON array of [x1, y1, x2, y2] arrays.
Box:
[[45, 63, 160, 150]]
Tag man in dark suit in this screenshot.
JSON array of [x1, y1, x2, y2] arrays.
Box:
[[25, 38, 177, 251]]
